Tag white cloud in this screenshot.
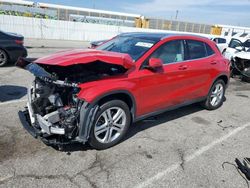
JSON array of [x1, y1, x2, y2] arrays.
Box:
[[123, 0, 250, 13], [122, 0, 250, 26]]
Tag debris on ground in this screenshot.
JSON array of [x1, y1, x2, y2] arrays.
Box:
[[235, 158, 250, 181]]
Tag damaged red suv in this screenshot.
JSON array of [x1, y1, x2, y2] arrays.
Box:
[[17, 32, 230, 149]]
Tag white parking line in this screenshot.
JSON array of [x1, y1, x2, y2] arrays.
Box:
[[135, 122, 250, 188], [0, 99, 27, 106]]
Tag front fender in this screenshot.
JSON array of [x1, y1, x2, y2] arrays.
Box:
[[77, 81, 136, 104]]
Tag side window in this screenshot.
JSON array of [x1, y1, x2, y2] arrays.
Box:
[[150, 40, 184, 65], [244, 39, 250, 48], [213, 38, 219, 43], [186, 40, 207, 60], [205, 44, 215, 56], [218, 38, 226, 44], [229, 39, 242, 48]]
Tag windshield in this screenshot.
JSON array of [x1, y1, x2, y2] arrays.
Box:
[[96, 36, 159, 61], [244, 39, 250, 48]]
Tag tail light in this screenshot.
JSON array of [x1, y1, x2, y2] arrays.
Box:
[[15, 40, 24, 45]]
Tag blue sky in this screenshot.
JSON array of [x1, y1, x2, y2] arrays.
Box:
[[35, 0, 250, 27]]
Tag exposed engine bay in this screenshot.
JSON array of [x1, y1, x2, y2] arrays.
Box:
[[16, 58, 128, 145], [231, 57, 250, 82], [28, 77, 80, 138]]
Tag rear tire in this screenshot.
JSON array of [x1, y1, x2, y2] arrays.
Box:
[[201, 79, 226, 110], [89, 100, 131, 150], [0, 49, 8, 67]]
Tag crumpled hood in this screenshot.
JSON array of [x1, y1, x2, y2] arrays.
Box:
[[34, 49, 134, 69], [234, 51, 250, 60]]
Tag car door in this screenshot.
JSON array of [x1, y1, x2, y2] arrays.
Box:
[[224, 38, 243, 60], [181, 40, 216, 102], [213, 38, 227, 53], [137, 39, 190, 115]]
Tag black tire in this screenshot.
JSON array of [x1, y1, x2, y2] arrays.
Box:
[[201, 79, 226, 110], [89, 100, 131, 150], [0, 49, 9, 67]]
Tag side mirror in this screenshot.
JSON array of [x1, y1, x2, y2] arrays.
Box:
[[235, 46, 244, 51], [148, 58, 163, 70]]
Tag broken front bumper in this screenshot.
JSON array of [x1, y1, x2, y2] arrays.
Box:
[[18, 109, 40, 138], [18, 84, 98, 146], [18, 86, 65, 140], [18, 109, 75, 146]]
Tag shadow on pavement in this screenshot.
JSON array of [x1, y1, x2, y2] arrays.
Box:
[[0, 85, 27, 102], [124, 103, 204, 141], [58, 103, 204, 152]]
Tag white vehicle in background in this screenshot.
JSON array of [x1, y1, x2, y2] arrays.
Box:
[[223, 37, 250, 61], [223, 37, 250, 81], [211, 37, 228, 53]]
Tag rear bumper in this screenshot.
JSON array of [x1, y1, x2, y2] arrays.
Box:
[[8, 46, 28, 63]]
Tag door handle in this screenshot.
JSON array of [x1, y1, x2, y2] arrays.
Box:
[[210, 60, 218, 65], [178, 65, 188, 70]]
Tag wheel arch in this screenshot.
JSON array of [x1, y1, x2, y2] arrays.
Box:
[[215, 74, 229, 85], [91, 90, 137, 121], [207, 74, 229, 96], [0, 47, 10, 60]]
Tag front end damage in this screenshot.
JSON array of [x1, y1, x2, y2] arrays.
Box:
[[231, 55, 250, 82], [16, 51, 132, 146]]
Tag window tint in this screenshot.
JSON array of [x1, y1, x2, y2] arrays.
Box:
[[186, 40, 207, 60], [229, 39, 242, 48], [244, 39, 250, 48], [213, 38, 226, 44], [218, 38, 226, 44], [205, 44, 215, 56], [212, 38, 218, 43], [150, 40, 184, 64]]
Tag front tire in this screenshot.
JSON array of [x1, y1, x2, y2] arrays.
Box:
[[201, 79, 226, 110], [0, 49, 8, 67], [89, 100, 131, 150]]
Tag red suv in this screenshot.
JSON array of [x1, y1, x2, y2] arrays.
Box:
[[17, 32, 230, 149]]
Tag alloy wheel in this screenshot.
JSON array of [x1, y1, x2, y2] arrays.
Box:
[[94, 107, 127, 144], [210, 83, 224, 107], [0, 50, 7, 66]]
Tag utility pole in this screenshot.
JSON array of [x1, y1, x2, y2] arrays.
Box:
[[175, 10, 179, 20]]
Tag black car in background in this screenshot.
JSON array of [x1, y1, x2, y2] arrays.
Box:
[[90, 39, 107, 48], [0, 30, 27, 67]]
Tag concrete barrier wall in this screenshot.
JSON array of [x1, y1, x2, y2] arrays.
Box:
[[0, 15, 212, 41]]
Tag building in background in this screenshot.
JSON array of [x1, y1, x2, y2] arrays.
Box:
[[0, 0, 250, 37]]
